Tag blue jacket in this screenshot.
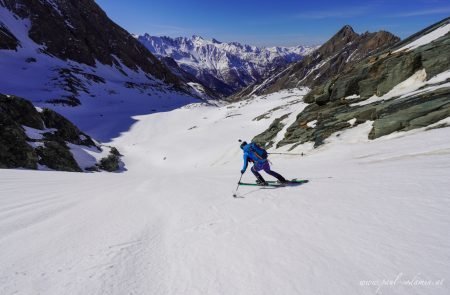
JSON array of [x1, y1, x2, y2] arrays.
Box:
[[241, 143, 267, 172]]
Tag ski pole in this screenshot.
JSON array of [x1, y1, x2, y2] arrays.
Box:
[[268, 152, 305, 156], [233, 173, 244, 198]]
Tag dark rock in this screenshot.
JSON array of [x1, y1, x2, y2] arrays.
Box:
[[0, 24, 20, 50], [110, 147, 121, 156], [41, 108, 96, 146], [369, 88, 450, 139], [46, 96, 81, 107], [85, 165, 100, 172], [252, 114, 289, 149], [0, 114, 38, 169], [98, 148, 121, 172], [425, 123, 450, 131], [0, 94, 44, 129], [0, 93, 114, 172], [36, 141, 82, 172]]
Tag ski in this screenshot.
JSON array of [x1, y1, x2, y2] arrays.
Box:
[[238, 179, 309, 187], [238, 182, 283, 187], [267, 179, 308, 184]]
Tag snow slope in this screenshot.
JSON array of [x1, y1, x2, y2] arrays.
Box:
[[1, 88, 449, 294]]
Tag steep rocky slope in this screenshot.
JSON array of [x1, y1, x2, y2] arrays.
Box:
[[233, 26, 399, 100], [252, 18, 450, 150], [138, 34, 316, 97], [0, 93, 122, 172], [0, 0, 180, 86], [0, 0, 207, 109], [0, 22, 18, 50]]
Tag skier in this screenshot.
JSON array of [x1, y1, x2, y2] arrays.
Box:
[[240, 141, 287, 186]]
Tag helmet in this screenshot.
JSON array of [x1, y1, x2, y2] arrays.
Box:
[[240, 141, 248, 149]]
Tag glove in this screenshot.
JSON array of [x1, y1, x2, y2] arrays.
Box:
[[240, 170, 245, 174]]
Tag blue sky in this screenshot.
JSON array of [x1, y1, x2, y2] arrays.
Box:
[[95, 0, 450, 47]]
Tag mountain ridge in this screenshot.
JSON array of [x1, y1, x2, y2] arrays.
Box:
[[231, 25, 400, 100], [251, 17, 450, 150], [138, 34, 317, 97]]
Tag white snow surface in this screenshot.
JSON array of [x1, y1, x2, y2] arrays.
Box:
[[1, 88, 449, 295], [394, 23, 450, 53], [307, 119, 317, 128]]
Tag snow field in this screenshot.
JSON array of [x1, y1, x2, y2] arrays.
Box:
[[1, 89, 449, 294]]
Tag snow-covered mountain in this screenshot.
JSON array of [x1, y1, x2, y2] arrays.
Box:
[[138, 34, 317, 97], [0, 0, 202, 144]]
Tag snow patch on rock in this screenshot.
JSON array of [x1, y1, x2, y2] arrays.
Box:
[[394, 23, 450, 53]]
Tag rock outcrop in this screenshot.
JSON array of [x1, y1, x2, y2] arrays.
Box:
[[0, 94, 122, 172], [304, 19, 450, 105], [253, 17, 450, 149]]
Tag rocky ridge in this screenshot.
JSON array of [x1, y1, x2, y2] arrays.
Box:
[[252, 17, 450, 150], [232, 26, 400, 100]]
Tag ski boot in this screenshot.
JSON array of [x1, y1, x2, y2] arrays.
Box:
[[256, 178, 268, 186], [277, 177, 288, 184]]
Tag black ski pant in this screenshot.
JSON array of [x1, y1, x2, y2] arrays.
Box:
[[251, 161, 286, 182]]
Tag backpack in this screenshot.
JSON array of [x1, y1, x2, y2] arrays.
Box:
[[249, 142, 268, 160]]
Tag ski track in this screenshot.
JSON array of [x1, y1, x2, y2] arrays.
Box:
[[1, 91, 450, 294]]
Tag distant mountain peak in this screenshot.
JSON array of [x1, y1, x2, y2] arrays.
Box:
[[333, 25, 358, 41], [138, 34, 316, 97], [340, 25, 355, 33]]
